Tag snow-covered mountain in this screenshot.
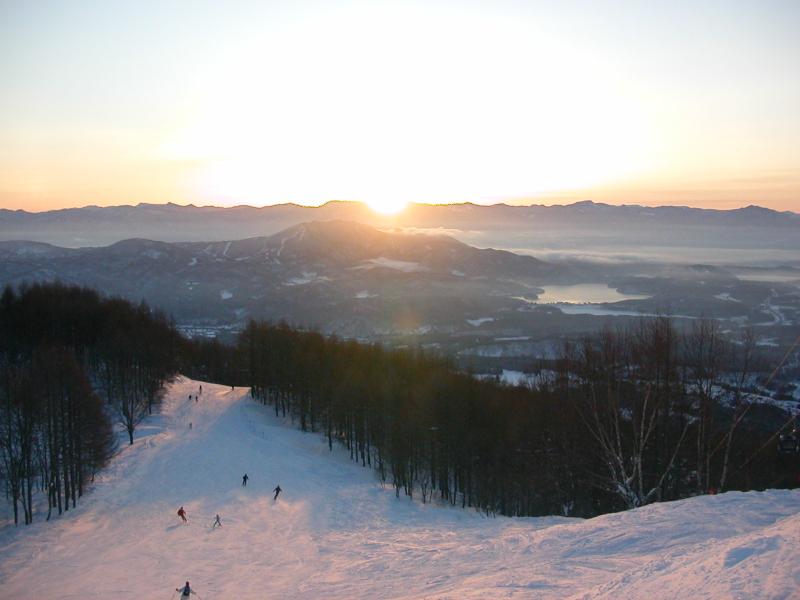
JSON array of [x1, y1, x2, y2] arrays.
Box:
[[0, 221, 561, 335], [0, 377, 797, 599]]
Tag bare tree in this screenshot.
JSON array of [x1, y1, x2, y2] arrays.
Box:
[[683, 318, 724, 492], [717, 328, 757, 491], [569, 319, 691, 509]]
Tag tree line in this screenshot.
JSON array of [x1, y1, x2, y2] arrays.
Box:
[[187, 318, 795, 518], [0, 283, 180, 524]]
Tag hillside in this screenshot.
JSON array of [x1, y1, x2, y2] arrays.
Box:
[[1, 377, 797, 599], [0, 221, 560, 336], [0, 219, 548, 277]]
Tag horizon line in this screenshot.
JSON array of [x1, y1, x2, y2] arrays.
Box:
[[3, 199, 798, 216]]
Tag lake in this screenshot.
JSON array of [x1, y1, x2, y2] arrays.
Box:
[[531, 284, 651, 304]]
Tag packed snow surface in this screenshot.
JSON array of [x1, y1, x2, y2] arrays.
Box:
[[1, 378, 798, 600]]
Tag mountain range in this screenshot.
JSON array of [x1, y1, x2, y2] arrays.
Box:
[[2, 201, 798, 253]]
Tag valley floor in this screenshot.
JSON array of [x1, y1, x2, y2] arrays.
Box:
[[1, 378, 798, 599]]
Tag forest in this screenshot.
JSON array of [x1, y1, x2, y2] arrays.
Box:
[[187, 319, 798, 517], [2, 283, 797, 525], [0, 283, 180, 524]]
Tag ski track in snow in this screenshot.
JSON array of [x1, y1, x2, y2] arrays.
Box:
[[1, 377, 799, 599], [277, 227, 305, 259]]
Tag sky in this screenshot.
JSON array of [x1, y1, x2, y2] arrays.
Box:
[[1, 0, 798, 214]]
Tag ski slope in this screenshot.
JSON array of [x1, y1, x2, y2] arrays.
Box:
[[1, 377, 799, 599]]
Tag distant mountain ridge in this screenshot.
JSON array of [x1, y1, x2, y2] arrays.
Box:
[[2, 200, 797, 249]]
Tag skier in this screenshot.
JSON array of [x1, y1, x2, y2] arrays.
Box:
[[188, 394, 192, 401], [242, 473, 248, 486], [212, 514, 222, 528], [273, 485, 282, 501], [199, 385, 203, 395], [177, 506, 187, 523], [176, 581, 196, 597], [189, 422, 192, 430]]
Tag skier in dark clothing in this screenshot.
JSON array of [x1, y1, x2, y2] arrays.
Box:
[[177, 506, 187, 523], [273, 485, 282, 501], [242, 473, 249, 486], [176, 581, 196, 597], [212, 514, 222, 528], [199, 385, 203, 395]]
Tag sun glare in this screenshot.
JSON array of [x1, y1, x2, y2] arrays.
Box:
[[366, 198, 408, 215], [164, 4, 654, 208]]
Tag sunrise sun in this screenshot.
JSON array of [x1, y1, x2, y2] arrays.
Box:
[[365, 198, 408, 215]]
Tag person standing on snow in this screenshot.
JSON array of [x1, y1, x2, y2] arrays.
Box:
[[177, 506, 188, 523], [212, 514, 222, 528], [273, 485, 282, 501], [176, 581, 196, 597], [242, 473, 249, 486]]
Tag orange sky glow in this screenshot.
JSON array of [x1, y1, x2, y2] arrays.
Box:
[[1, 1, 798, 214]]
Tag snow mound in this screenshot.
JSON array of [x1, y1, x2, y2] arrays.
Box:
[[0, 377, 797, 600], [577, 506, 800, 600]]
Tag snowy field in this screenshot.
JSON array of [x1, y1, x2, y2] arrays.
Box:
[[1, 377, 799, 599]]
